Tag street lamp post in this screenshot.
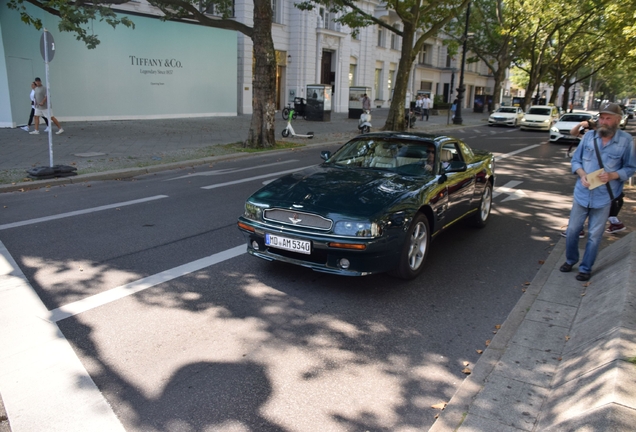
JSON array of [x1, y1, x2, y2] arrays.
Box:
[[453, 1, 471, 125]]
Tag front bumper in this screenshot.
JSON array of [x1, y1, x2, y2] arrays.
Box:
[[520, 121, 550, 131], [237, 217, 403, 276], [488, 117, 516, 126]]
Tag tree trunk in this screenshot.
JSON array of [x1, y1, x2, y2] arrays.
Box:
[[491, 67, 506, 110], [244, 0, 276, 148], [383, 23, 417, 131]]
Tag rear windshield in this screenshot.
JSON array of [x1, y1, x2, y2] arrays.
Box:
[[528, 108, 551, 115]]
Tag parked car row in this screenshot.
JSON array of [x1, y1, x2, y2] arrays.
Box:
[[489, 104, 629, 138]]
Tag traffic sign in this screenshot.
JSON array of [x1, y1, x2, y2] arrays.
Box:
[[40, 30, 55, 62]]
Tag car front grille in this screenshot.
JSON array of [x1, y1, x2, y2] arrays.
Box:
[[263, 209, 333, 230]]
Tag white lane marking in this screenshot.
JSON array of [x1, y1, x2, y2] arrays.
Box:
[[201, 165, 315, 190], [47, 245, 246, 322], [493, 180, 527, 202], [0, 195, 169, 231], [494, 144, 540, 161], [166, 160, 299, 181], [263, 179, 276, 185], [0, 241, 126, 432]]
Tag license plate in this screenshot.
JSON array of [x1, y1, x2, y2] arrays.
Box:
[[265, 233, 311, 254]]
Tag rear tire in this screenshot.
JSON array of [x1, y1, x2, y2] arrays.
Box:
[[470, 181, 492, 228], [392, 213, 430, 280]]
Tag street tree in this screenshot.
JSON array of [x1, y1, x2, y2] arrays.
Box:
[[296, 0, 470, 130], [7, 0, 277, 148]]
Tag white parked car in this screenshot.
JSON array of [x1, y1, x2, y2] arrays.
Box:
[[520, 105, 560, 131], [488, 106, 524, 127], [549, 112, 594, 143]]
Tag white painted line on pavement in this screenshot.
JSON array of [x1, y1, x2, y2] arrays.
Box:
[[493, 180, 524, 200], [0, 241, 126, 432], [0, 195, 169, 231], [47, 245, 246, 322], [166, 159, 299, 181], [494, 144, 540, 161], [201, 165, 315, 190]]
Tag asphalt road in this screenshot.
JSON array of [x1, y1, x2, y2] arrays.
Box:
[[0, 125, 588, 431]]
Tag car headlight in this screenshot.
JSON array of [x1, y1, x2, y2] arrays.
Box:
[[244, 201, 268, 221], [543, 119, 550, 123], [550, 126, 559, 133], [333, 221, 380, 237], [521, 117, 526, 122]]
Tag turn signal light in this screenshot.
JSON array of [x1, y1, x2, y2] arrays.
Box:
[[328, 242, 366, 250], [237, 222, 255, 232]]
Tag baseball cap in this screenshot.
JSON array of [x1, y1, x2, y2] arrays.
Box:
[[34, 77, 41, 82], [598, 102, 622, 116]]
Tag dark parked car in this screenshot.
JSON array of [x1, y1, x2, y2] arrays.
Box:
[[237, 132, 495, 279]]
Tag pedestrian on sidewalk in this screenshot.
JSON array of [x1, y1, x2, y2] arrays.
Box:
[[361, 93, 371, 112], [451, 99, 458, 120], [567, 118, 628, 234], [560, 103, 636, 281], [21, 81, 48, 132], [422, 94, 432, 121], [29, 77, 64, 135]]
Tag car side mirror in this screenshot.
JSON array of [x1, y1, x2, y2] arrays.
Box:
[[321, 151, 331, 161], [443, 161, 467, 173]]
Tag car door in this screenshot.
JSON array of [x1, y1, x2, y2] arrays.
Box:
[[439, 141, 476, 225]]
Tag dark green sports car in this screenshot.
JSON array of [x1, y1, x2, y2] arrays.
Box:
[[237, 132, 495, 279]]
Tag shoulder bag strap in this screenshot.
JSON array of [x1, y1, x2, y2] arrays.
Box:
[[592, 132, 615, 201]]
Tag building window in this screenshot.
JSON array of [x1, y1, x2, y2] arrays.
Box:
[[390, 33, 397, 50], [349, 64, 357, 86], [377, 28, 384, 47], [374, 68, 382, 100], [271, 0, 282, 24], [418, 44, 432, 65], [388, 69, 395, 99], [199, 0, 235, 17], [446, 54, 453, 68]]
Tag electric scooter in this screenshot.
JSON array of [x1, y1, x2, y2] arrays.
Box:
[[282, 109, 314, 138], [358, 110, 372, 134]]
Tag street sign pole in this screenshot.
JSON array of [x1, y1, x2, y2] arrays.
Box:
[[41, 29, 55, 166]]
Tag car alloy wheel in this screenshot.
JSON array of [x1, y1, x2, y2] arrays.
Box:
[[392, 213, 429, 279], [470, 182, 493, 227]]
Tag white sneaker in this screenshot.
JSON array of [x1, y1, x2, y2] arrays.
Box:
[[21, 126, 29, 132], [44, 127, 50, 132], [55, 128, 64, 135], [29, 130, 40, 135]]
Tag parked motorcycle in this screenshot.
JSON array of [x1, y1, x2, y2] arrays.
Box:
[[358, 110, 372, 134]]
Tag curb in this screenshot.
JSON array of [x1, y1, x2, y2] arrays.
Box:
[[429, 238, 567, 431]]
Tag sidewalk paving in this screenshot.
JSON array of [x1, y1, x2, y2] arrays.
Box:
[[0, 108, 488, 191]]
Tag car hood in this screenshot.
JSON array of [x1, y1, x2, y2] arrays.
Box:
[[249, 165, 434, 219], [523, 114, 552, 121], [490, 112, 518, 118], [553, 120, 582, 130]]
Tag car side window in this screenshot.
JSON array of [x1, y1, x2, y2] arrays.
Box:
[[442, 143, 463, 163]]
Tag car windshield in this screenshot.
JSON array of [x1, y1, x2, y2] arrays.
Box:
[[560, 114, 591, 122], [325, 138, 437, 176], [497, 108, 517, 113], [528, 108, 551, 115]]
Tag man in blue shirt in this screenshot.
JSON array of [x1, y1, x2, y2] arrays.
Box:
[[560, 103, 636, 281]]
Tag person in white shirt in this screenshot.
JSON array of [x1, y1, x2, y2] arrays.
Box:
[[21, 81, 49, 132], [422, 94, 432, 121]]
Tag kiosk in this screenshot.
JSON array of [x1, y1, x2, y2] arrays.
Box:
[[348, 86, 371, 119], [306, 84, 332, 121]]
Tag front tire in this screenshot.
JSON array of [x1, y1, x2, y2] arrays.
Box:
[[470, 181, 493, 227], [282, 108, 291, 120], [282, 129, 290, 138], [362, 126, 370, 134], [392, 213, 430, 280]]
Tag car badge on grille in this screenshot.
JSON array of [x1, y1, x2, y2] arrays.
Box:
[[289, 213, 302, 224]]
